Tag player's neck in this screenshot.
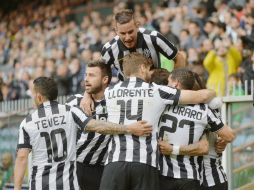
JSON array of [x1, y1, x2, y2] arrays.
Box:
[[129, 73, 145, 81], [91, 91, 104, 101]]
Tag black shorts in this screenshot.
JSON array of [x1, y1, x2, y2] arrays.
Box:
[[201, 181, 228, 190], [76, 162, 104, 190], [160, 175, 201, 190], [99, 162, 160, 190]]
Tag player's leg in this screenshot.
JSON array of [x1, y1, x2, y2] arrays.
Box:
[[130, 162, 160, 190], [77, 163, 104, 190], [177, 179, 202, 190], [201, 181, 228, 190], [99, 162, 130, 190], [159, 175, 179, 190], [76, 162, 86, 190]]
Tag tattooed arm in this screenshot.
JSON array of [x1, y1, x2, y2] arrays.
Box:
[[86, 119, 153, 136]]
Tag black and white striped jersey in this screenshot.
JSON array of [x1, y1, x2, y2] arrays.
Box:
[[66, 94, 110, 165], [104, 77, 180, 168], [102, 28, 178, 80], [201, 131, 227, 187], [17, 101, 92, 190], [158, 104, 224, 180]]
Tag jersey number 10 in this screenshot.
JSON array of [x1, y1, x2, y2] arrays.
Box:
[[40, 128, 67, 163]]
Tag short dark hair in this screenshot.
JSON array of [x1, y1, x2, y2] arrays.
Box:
[[151, 68, 170, 85], [33, 77, 58, 101], [170, 68, 195, 90], [87, 59, 112, 84], [114, 9, 135, 24], [193, 72, 206, 90], [217, 22, 226, 32]]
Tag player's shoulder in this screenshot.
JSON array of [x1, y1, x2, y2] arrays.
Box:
[[66, 94, 84, 107], [106, 80, 122, 91], [139, 27, 158, 36], [20, 116, 29, 128], [19, 110, 37, 130], [152, 82, 176, 91], [198, 103, 208, 110], [102, 36, 120, 50]]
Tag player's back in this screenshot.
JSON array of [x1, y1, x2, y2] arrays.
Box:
[[21, 101, 79, 190], [104, 77, 180, 167], [159, 104, 224, 180], [202, 132, 227, 187], [66, 94, 110, 165], [159, 104, 210, 146]]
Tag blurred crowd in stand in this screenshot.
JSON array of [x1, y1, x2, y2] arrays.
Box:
[[0, 0, 254, 101]]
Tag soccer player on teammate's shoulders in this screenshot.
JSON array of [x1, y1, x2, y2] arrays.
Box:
[[99, 52, 218, 190], [66, 60, 122, 190], [13, 77, 152, 190], [81, 9, 186, 114], [151, 68, 235, 190]]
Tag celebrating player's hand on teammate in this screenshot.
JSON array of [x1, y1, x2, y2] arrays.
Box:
[[215, 137, 228, 154], [80, 92, 94, 116], [127, 120, 153, 136], [158, 138, 173, 156]]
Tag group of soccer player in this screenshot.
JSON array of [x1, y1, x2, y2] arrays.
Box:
[[14, 9, 235, 190]]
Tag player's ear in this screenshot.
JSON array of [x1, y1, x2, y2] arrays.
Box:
[[134, 20, 140, 28], [36, 93, 44, 104], [113, 21, 118, 32], [175, 80, 180, 89], [103, 76, 109, 85], [140, 64, 146, 72]]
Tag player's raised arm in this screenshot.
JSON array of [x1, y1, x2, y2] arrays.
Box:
[[178, 89, 216, 105]]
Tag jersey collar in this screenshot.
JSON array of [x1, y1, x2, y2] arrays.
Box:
[[38, 100, 58, 108]]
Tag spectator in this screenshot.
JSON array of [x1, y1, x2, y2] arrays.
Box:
[[0, 152, 13, 189], [179, 29, 190, 51], [0, 83, 18, 101], [55, 64, 70, 96], [159, 21, 180, 48], [186, 20, 206, 50], [89, 30, 103, 53], [238, 39, 254, 94], [204, 20, 216, 40], [69, 58, 83, 94], [203, 37, 242, 96]]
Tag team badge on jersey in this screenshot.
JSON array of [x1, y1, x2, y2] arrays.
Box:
[[143, 48, 151, 58]]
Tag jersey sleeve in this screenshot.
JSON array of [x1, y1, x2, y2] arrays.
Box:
[[65, 94, 83, 107], [101, 41, 114, 66], [70, 106, 93, 130], [207, 107, 224, 132], [155, 32, 178, 60], [17, 120, 32, 149], [156, 84, 180, 106]]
